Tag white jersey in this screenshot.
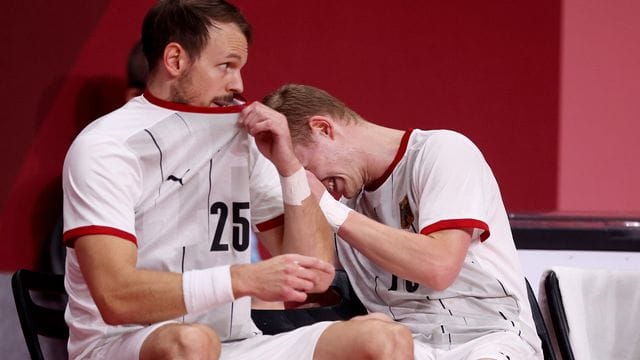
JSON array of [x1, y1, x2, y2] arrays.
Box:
[[62, 93, 284, 359], [338, 129, 542, 354]]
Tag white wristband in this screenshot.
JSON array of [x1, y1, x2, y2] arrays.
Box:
[[182, 265, 235, 315], [318, 190, 352, 233], [280, 167, 311, 205]]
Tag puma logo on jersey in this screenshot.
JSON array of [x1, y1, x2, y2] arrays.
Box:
[[167, 169, 190, 186]]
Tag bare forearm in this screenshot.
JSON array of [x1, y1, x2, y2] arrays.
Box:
[[90, 269, 186, 325], [338, 212, 437, 282], [338, 211, 469, 290], [99, 258, 333, 325], [282, 196, 334, 263]]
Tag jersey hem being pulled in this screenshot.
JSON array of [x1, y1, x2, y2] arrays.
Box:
[[144, 90, 246, 114]]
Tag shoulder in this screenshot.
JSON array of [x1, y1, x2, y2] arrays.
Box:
[[64, 131, 140, 183], [67, 132, 123, 160], [411, 129, 476, 148], [411, 129, 484, 162], [79, 97, 173, 139]]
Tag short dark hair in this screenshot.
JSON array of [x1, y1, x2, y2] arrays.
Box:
[[263, 84, 363, 145], [141, 0, 252, 72]]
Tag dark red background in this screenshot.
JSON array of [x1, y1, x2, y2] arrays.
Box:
[[0, 0, 560, 270]]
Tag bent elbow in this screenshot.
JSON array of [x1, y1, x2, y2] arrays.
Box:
[[428, 274, 456, 292], [94, 294, 133, 325], [423, 264, 460, 292], [97, 302, 130, 325], [100, 311, 124, 326]]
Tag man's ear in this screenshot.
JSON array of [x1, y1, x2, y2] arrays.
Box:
[[308, 115, 334, 139], [163, 42, 189, 77]]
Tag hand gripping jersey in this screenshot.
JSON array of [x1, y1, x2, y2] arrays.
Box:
[[62, 93, 283, 359], [338, 129, 542, 354]]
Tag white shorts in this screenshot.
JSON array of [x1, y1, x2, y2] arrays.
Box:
[[87, 320, 177, 360], [414, 331, 541, 360], [221, 321, 333, 360], [86, 321, 333, 360]]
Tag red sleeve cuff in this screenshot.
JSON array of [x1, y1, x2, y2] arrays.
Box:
[[420, 219, 490, 242], [255, 214, 284, 232], [63, 225, 137, 247]]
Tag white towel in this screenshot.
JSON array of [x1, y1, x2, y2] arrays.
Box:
[[541, 266, 640, 360]]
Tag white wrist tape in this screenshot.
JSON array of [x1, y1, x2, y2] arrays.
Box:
[[280, 167, 311, 205], [182, 265, 234, 315], [318, 190, 352, 233]]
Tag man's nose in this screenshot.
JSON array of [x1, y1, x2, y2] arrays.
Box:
[[228, 71, 244, 94]]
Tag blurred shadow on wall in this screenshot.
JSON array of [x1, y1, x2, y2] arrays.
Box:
[[34, 76, 126, 273], [35, 39, 148, 272], [73, 76, 127, 132]]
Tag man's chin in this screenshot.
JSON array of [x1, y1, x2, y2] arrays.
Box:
[[342, 187, 364, 200]]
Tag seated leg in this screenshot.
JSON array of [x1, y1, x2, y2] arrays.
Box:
[[313, 314, 414, 360], [140, 323, 221, 360]]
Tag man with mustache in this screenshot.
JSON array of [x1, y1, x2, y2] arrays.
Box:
[[62, 1, 413, 359]]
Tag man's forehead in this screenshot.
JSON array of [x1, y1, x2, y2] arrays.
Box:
[[208, 23, 248, 51], [209, 22, 246, 39]]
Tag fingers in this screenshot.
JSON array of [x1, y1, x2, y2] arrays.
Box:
[[238, 102, 286, 135], [252, 254, 334, 302], [281, 255, 333, 285], [280, 288, 308, 303], [238, 102, 300, 174], [243, 118, 274, 138], [286, 254, 334, 275], [278, 255, 332, 290], [289, 262, 324, 287], [283, 270, 316, 293], [284, 254, 335, 294]]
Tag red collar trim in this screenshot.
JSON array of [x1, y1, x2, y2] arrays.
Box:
[[364, 129, 414, 192], [143, 90, 247, 114]]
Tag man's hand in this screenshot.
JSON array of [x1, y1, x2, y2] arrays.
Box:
[[239, 102, 300, 176], [230, 254, 335, 303], [306, 171, 328, 199]]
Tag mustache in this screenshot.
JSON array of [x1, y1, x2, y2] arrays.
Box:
[[212, 94, 246, 106]]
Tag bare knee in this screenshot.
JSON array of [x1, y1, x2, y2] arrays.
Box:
[[141, 324, 221, 360], [363, 320, 414, 359], [315, 318, 413, 360], [174, 324, 221, 359]]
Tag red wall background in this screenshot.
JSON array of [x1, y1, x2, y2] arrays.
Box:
[[558, 0, 640, 212], [0, 0, 560, 271]]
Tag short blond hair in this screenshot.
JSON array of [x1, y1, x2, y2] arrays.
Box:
[[263, 84, 362, 145]]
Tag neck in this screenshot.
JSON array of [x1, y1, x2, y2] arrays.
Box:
[[145, 74, 173, 101], [356, 122, 406, 187]]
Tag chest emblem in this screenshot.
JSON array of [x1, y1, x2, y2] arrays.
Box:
[[399, 195, 414, 230], [166, 169, 190, 186]]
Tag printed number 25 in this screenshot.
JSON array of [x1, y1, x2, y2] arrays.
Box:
[[210, 201, 250, 252]]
